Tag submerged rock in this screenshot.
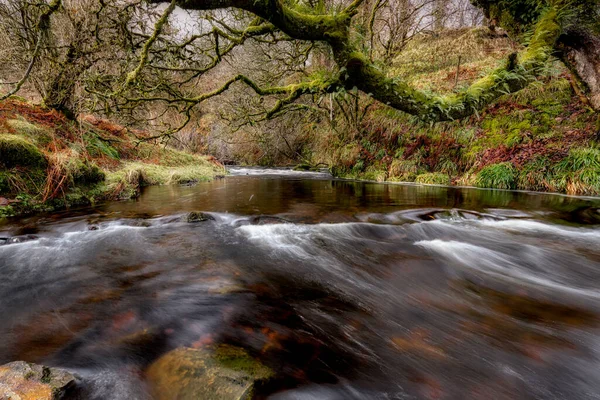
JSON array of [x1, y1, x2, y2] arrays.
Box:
[[0, 235, 38, 246], [185, 211, 215, 223], [0, 361, 77, 399], [146, 345, 273, 400]]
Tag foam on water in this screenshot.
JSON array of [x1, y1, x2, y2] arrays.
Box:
[[416, 239, 600, 298], [228, 166, 332, 179]]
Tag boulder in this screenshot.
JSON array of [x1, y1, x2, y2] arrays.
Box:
[[185, 212, 215, 223], [0, 361, 77, 400], [146, 345, 273, 400]]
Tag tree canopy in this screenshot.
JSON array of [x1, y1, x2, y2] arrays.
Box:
[[0, 0, 598, 130]]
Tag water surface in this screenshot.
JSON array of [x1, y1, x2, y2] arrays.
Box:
[[1, 168, 600, 399]]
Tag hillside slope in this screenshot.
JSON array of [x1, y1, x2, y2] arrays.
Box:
[[0, 99, 225, 217], [303, 28, 600, 195]]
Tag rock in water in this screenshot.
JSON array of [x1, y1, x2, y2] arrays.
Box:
[[146, 345, 273, 400], [185, 211, 215, 223], [0, 361, 77, 399]]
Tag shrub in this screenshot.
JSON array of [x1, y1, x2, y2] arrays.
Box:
[[475, 162, 516, 190], [415, 173, 450, 185]]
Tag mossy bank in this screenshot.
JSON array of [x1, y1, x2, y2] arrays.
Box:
[[0, 99, 225, 218]]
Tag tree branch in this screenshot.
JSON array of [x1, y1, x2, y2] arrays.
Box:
[[149, 0, 563, 121], [0, 0, 62, 101]]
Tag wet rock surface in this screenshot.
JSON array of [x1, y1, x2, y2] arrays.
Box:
[[0, 361, 77, 400], [146, 345, 273, 400], [0, 235, 38, 246], [185, 211, 215, 223]]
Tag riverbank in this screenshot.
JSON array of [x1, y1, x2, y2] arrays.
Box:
[[0, 99, 226, 217], [311, 29, 600, 195], [209, 28, 600, 196]]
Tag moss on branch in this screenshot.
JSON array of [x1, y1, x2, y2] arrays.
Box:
[[151, 0, 564, 122], [342, 8, 562, 121]]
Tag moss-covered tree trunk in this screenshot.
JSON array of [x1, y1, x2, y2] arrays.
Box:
[[558, 26, 600, 109], [473, 0, 600, 111], [42, 44, 88, 119]]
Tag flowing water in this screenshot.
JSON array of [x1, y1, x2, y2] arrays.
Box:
[[1, 168, 600, 399]]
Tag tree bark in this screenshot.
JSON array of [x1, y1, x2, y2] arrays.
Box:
[[558, 27, 600, 110]]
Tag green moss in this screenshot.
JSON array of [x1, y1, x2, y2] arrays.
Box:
[[68, 159, 105, 184], [6, 119, 53, 145], [0, 134, 47, 168], [214, 345, 273, 380], [475, 162, 516, 190], [415, 172, 450, 185]]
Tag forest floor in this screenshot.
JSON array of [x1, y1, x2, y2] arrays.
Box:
[[0, 99, 225, 217]]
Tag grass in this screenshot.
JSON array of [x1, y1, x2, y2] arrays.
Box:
[[550, 147, 600, 195], [475, 162, 517, 190], [0, 98, 226, 217], [6, 118, 53, 145], [105, 161, 220, 199], [415, 173, 450, 185], [517, 156, 550, 191]]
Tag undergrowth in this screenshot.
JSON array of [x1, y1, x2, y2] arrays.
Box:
[[300, 27, 599, 196], [0, 99, 225, 217]]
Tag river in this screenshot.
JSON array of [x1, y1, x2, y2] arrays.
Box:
[[1, 168, 600, 399]]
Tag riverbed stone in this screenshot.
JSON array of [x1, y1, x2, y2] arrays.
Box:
[[0, 361, 77, 400], [146, 345, 273, 400], [185, 211, 215, 223]]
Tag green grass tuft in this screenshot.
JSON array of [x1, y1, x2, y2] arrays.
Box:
[[517, 157, 551, 191], [415, 172, 450, 185], [550, 147, 600, 195], [6, 119, 53, 145], [475, 162, 516, 190]]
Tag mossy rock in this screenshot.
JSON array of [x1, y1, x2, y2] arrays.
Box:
[[185, 211, 215, 223], [0, 134, 47, 169], [475, 162, 516, 190], [6, 119, 52, 145], [415, 173, 450, 185], [0, 361, 77, 399], [69, 159, 105, 185], [146, 345, 273, 400]]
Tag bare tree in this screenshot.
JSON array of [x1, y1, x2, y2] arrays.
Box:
[[0, 0, 145, 117]]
